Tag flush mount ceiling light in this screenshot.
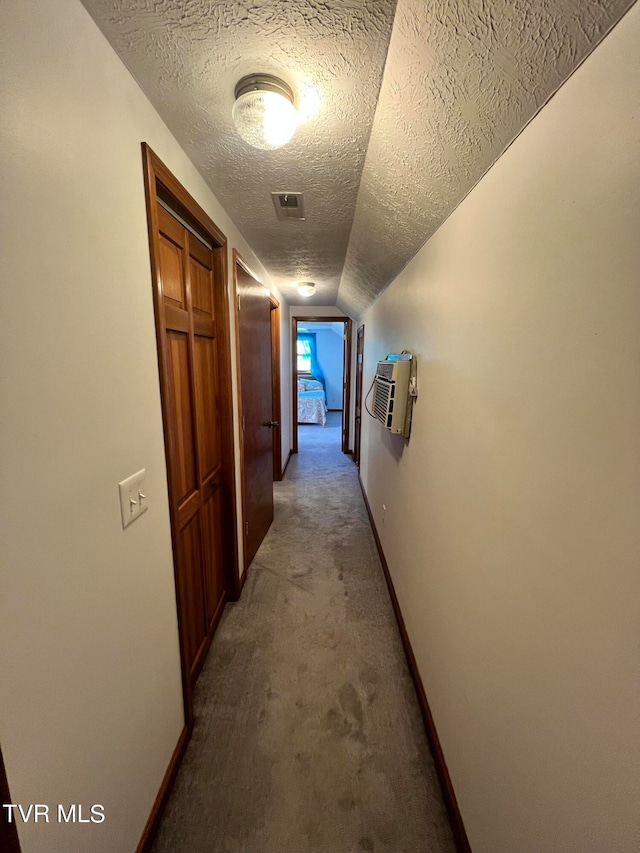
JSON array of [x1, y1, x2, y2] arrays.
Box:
[[297, 282, 316, 298], [232, 74, 298, 150]]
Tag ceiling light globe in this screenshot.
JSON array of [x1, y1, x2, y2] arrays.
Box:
[[232, 77, 298, 150], [297, 282, 316, 297]]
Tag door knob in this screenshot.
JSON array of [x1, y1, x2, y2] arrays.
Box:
[[262, 421, 280, 428]]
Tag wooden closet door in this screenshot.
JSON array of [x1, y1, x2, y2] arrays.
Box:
[[156, 204, 226, 686], [189, 232, 226, 632]]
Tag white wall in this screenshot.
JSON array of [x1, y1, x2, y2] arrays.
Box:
[[291, 305, 349, 318], [314, 328, 344, 409], [0, 0, 286, 850], [360, 6, 640, 852]]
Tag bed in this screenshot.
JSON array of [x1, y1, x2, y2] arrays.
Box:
[[297, 378, 328, 425]]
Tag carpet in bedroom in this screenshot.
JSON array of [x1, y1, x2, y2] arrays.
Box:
[[151, 411, 455, 852]]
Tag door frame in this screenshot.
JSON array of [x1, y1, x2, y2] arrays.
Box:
[[353, 324, 365, 468], [270, 295, 283, 481], [142, 144, 240, 728], [291, 316, 353, 455]]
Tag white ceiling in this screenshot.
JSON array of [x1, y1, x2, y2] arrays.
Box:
[[81, 0, 634, 316]]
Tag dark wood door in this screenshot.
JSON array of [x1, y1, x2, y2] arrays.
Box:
[[354, 324, 365, 467], [270, 297, 282, 481], [1, 746, 21, 853], [341, 320, 353, 453], [156, 204, 226, 687], [236, 257, 274, 568]]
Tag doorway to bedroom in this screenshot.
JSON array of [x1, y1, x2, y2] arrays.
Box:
[[291, 316, 352, 457]]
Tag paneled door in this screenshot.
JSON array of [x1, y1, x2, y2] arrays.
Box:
[[155, 203, 227, 687], [235, 253, 274, 569]]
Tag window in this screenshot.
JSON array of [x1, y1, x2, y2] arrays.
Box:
[[297, 338, 311, 373]]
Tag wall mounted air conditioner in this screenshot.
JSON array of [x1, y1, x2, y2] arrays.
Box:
[[373, 357, 412, 436]]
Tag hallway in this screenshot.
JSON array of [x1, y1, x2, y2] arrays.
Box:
[[151, 414, 455, 852]]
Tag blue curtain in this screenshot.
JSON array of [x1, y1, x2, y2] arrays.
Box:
[[297, 333, 325, 392]]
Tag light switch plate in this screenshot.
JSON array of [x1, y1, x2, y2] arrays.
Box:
[[118, 468, 148, 529]]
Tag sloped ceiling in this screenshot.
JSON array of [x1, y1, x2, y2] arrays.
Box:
[[81, 0, 633, 316], [337, 0, 635, 317]]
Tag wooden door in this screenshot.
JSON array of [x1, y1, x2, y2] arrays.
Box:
[[354, 324, 365, 467], [341, 320, 353, 453], [156, 204, 226, 687], [1, 746, 21, 853], [235, 255, 274, 569], [270, 297, 282, 481]]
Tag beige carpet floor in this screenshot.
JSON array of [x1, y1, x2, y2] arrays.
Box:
[[151, 412, 455, 852]]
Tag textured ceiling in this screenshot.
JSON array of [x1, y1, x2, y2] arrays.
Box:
[[81, 0, 633, 316], [80, 0, 398, 306], [337, 0, 634, 317]]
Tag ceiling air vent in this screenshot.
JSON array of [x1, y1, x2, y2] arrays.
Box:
[[271, 192, 305, 221]]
